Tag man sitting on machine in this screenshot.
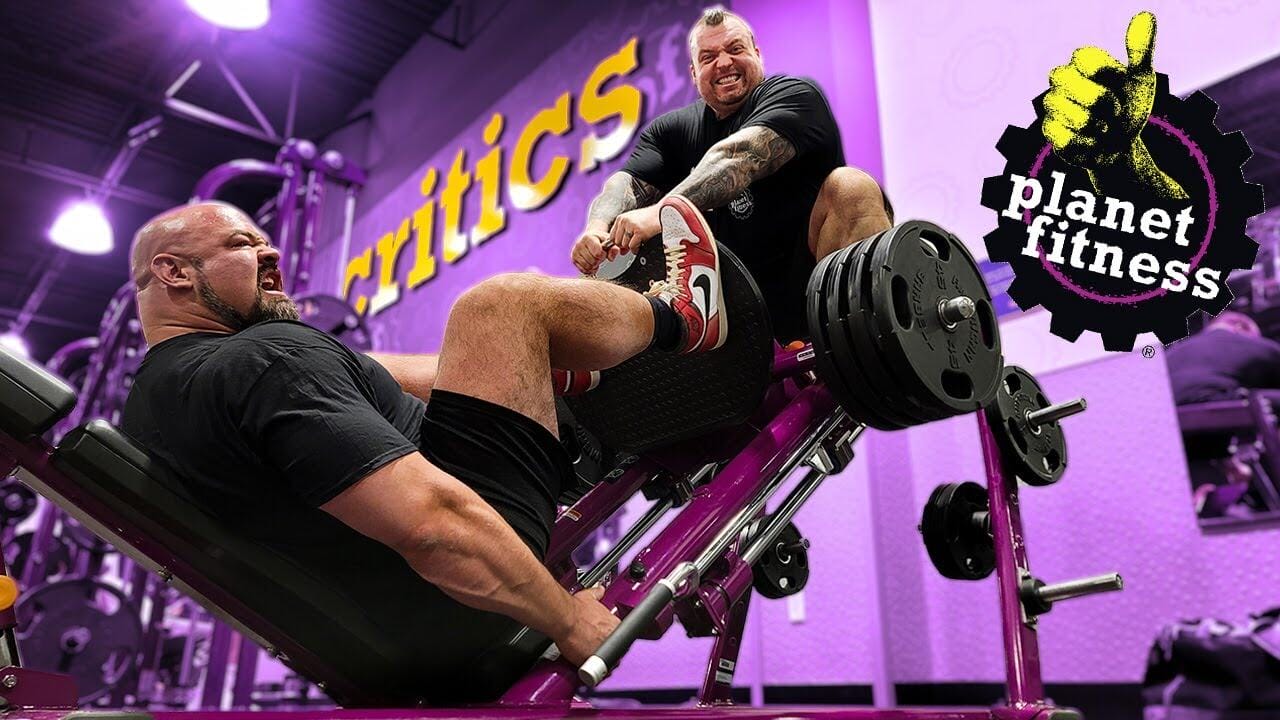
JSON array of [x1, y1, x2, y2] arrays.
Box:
[[1167, 311, 1280, 518], [571, 6, 892, 343], [121, 195, 724, 701]]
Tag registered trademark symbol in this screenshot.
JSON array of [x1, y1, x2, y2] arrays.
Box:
[[1142, 345, 1155, 358]]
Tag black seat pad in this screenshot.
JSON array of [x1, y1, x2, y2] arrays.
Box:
[[0, 345, 77, 438], [566, 242, 773, 454]]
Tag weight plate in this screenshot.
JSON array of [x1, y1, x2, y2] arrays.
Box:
[[296, 294, 373, 352], [4, 532, 75, 583], [826, 242, 911, 429], [869, 223, 964, 411], [984, 365, 1068, 486], [868, 222, 1002, 416], [752, 522, 810, 599], [0, 479, 38, 527], [16, 578, 143, 703], [920, 481, 994, 581], [807, 250, 876, 423], [844, 232, 950, 427]]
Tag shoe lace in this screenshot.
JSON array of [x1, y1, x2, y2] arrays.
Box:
[[646, 246, 686, 298]]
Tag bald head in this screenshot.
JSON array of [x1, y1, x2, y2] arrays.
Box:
[[131, 202, 257, 290], [131, 201, 297, 344]]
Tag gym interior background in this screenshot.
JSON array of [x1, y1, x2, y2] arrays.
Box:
[[0, 0, 1277, 717]]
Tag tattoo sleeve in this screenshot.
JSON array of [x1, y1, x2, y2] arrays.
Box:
[[670, 126, 797, 210], [586, 172, 662, 228]]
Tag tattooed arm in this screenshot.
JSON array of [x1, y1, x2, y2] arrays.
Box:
[[669, 126, 797, 211], [584, 172, 662, 234], [572, 172, 662, 274]]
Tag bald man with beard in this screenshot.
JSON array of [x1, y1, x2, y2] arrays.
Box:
[[120, 197, 727, 701]]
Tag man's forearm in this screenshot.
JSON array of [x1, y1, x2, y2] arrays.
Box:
[[669, 126, 796, 211], [366, 353, 438, 402], [402, 493, 575, 642], [586, 172, 661, 232]]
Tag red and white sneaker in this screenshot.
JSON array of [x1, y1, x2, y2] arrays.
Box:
[[645, 195, 728, 353], [552, 368, 600, 396]]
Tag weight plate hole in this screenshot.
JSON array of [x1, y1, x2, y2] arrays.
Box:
[[977, 300, 996, 350], [1003, 373, 1022, 395], [941, 370, 973, 400], [1007, 418, 1028, 454], [892, 275, 913, 330], [1044, 449, 1061, 472], [919, 230, 952, 261]]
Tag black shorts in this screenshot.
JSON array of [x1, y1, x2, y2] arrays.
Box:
[[418, 389, 572, 559]]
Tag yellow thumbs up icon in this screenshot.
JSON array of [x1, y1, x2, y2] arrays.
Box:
[[1041, 11, 1187, 199]]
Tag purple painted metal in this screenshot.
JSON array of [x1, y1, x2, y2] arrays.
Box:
[[293, 170, 326, 294], [696, 593, 750, 706], [503, 386, 839, 705], [546, 462, 656, 574], [0, 666, 78, 709], [166, 97, 281, 145], [216, 57, 278, 140], [202, 623, 234, 709], [977, 411, 1045, 707], [190, 159, 290, 202], [231, 636, 260, 708], [42, 337, 99, 377], [770, 343, 816, 380]]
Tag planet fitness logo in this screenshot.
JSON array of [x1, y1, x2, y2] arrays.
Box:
[[980, 11, 1264, 351]]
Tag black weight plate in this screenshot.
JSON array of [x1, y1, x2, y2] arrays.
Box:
[[985, 366, 1068, 486], [0, 479, 37, 527], [4, 532, 75, 582], [869, 222, 1002, 416], [296, 294, 372, 352], [826, 243, 911, 429], [866, 224, 959, 411], [807, 249, 877, 424], [920, 482, 994, 581], [16, 578, 143, 703], [834, 236, 917, 429], [854, 231, 953, 425], [752, 522, 809, 599], [844, 232, 949, 427]]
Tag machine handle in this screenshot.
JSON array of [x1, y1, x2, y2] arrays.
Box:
[[578, 577, 678, 687]]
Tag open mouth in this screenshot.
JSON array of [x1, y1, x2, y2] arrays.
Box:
[[260, 268, 284, 293], [714, 73, 742, 88]]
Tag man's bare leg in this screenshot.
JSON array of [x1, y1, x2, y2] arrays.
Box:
[[807, 167, 893, 260], [432, 273, 655, 436]]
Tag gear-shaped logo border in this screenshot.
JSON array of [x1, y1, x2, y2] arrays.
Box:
[[980, 73, 1265, 352]]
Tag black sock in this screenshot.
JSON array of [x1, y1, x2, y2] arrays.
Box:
[[647, 295, 683, 352]]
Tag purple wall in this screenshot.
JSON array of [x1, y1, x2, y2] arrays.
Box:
[[873, 352, 1280, 683]]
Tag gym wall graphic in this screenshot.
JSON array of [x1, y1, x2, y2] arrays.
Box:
[[980, 11, 1266, 353], [328, 2, 703, 353]]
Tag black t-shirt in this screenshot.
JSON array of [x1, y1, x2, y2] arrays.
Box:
[[1166, 328, 1280, 405], [623, 75, 844, 341], [122, 320, 425, 526]]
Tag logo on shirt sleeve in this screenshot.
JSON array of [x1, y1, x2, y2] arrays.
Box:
[[728, 188, 754, 220]]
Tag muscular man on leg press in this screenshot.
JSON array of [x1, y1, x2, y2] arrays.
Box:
[[121, 194, 724, 698]]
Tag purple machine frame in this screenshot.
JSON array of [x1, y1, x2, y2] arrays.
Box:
[[0, 338, 1094, 720]]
